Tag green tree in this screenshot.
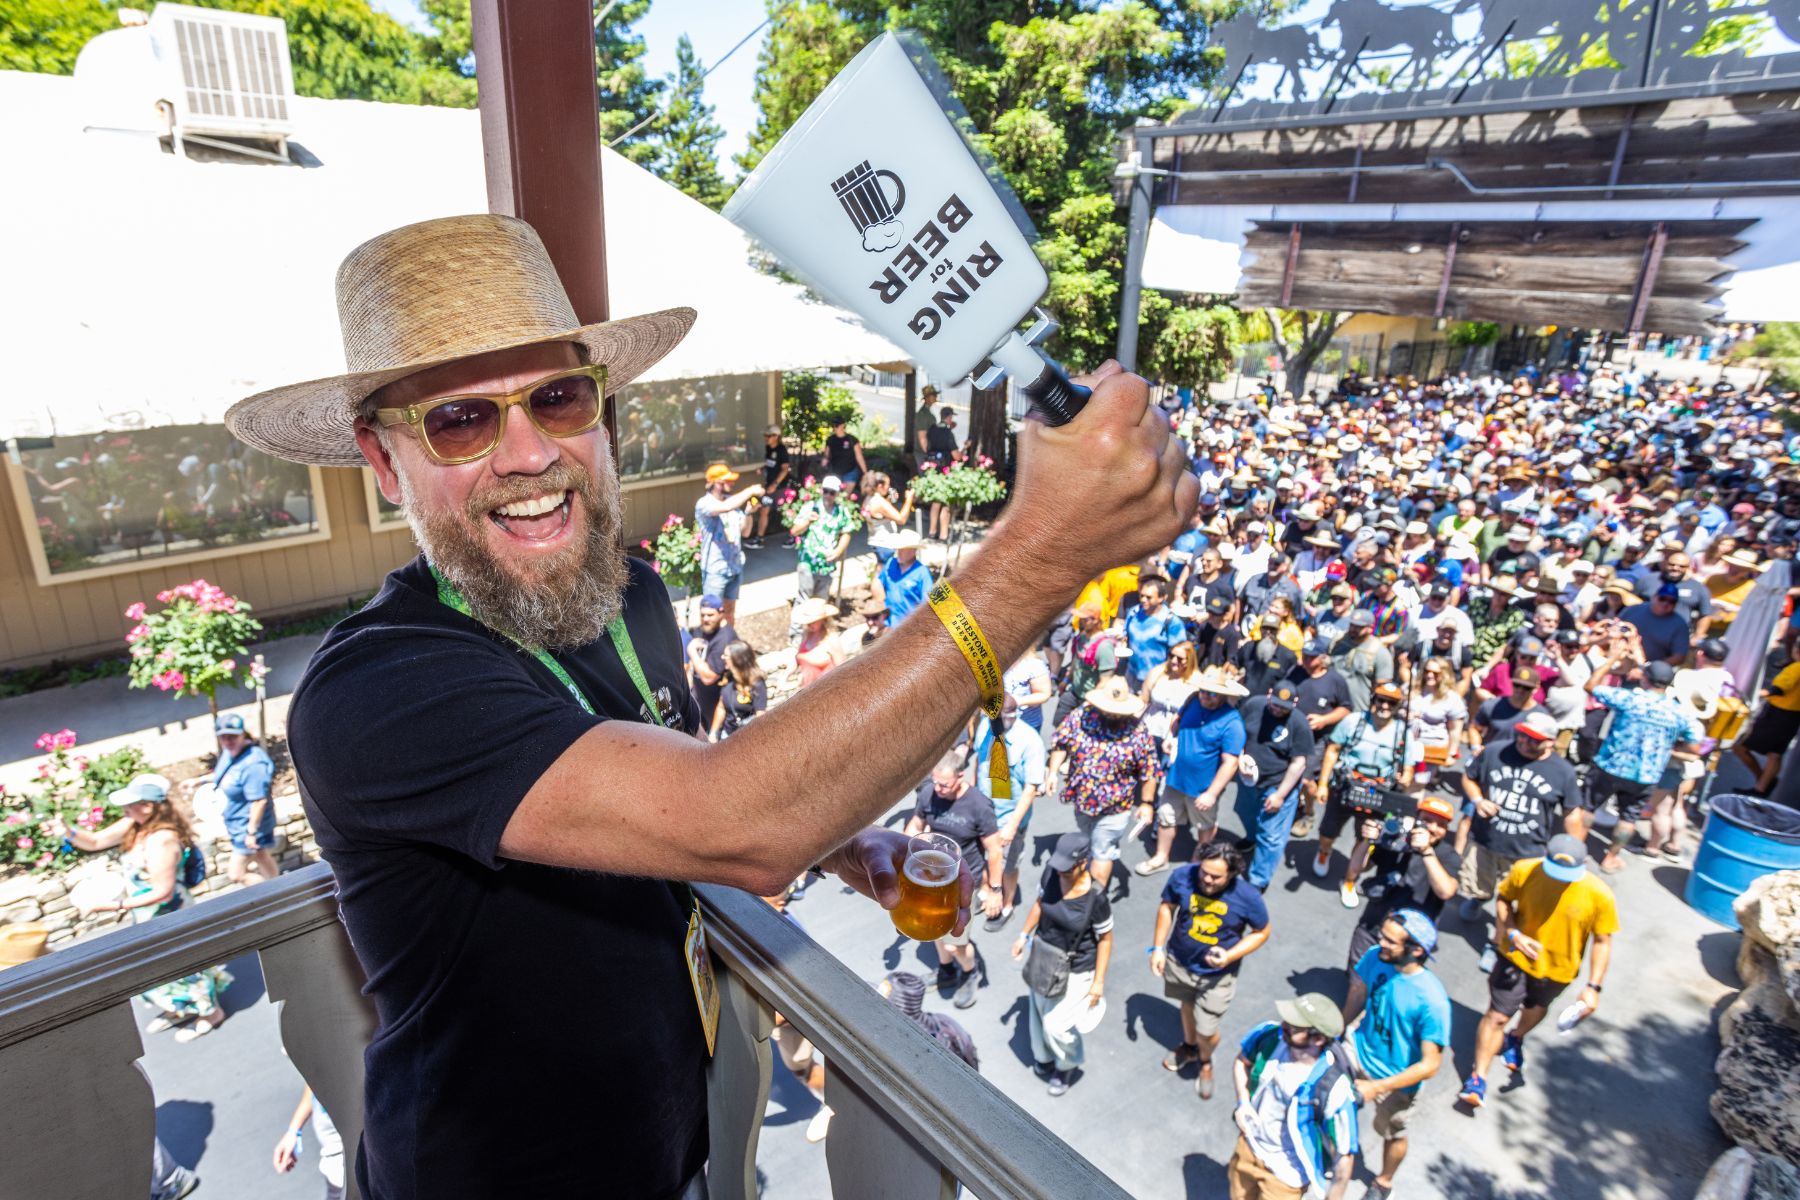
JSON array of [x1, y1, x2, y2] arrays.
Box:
[[596, 0, 664, 167], [735, 0, 864, 176], [656, 34, 729, 208], [1143, 303, 1243, 390], [0, 0, 118, 73]]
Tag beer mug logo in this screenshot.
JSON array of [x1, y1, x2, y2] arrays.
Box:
[[832, 160, 907, 253]]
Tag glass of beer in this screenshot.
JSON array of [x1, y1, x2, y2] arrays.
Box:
[[893, 833, 961, 941]]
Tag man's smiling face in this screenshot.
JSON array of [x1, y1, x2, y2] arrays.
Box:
[[355, 340, 627, 649]]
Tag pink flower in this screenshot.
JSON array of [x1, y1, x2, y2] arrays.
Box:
[[35, 729, 77, 752], [157, 648, 176, 662], [35, 764, 50, 779], [3, 813, 25, 825], [35, 852, 52, 868], [640, 540, 652, 549], [248, 662, 270, 683], [123, 601, 147, 620], [72, 757, 88, 772], [125, 623, 150, 644], [156, 589, 174, 603], [219, 658, 236, 672], [16, 836, 33, 850], [152, 669, 187, 692]]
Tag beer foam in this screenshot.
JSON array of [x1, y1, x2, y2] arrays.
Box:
[[904, 849, 957, 886]]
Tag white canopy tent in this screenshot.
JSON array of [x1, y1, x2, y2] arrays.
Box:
[[0, 70, 906, 442]]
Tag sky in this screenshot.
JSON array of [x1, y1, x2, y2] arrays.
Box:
[[368, 0, 770, 171]]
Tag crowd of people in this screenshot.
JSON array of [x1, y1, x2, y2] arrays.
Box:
[[710, 361, 1798, 1200]]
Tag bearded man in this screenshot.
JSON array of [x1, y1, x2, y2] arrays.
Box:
[[225, 215, 1192, 1200]]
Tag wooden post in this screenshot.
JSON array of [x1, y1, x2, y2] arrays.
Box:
[[471, 0, 614, 454], [902, 370, 918, 469], [1279, 223, 1302, 308], [1434, 223, 1460, 319]]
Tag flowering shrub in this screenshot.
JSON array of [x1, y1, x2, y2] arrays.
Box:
[[778, 478, 864, 532], [124, 580, 264, 716], [1, 732, 150, 872], [645, 514, 702, 594], [908, 459, 1006, 509]]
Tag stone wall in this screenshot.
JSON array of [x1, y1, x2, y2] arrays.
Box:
[[0, 787, 321, 952]]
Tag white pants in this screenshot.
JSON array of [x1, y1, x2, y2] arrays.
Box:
[[1027, 969, 1096, 1071]]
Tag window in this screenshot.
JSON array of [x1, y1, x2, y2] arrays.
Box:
[[364, 469, 410, 533], [10, 424, 327, 582], [615, 373, 768, 484]]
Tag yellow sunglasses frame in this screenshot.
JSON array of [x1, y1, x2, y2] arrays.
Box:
[[373, 364, 608, 465]]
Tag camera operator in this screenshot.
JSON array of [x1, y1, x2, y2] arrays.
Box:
[[1310, 683, 1414, 907], [1343, 795, 1460, 972]]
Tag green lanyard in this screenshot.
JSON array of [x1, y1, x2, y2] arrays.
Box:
[[429, 565, 662, 725]]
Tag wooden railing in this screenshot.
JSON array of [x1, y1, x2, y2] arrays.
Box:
[[0, 864, 1131, 1200]]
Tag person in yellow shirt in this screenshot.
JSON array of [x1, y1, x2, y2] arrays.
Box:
[[1457, 835, 1616, 1111], [1704, 549, 1763, 635], [1075, 564, 1143, 626], [1734, 660, 1800, 795]]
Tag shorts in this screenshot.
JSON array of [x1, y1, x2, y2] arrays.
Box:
[[1656, 761, 1684, 792], [1343, 1039, 1421, 1138], [794, 565, 832, 601], [1002, 818, 1032, 873], [1487, 955, 1571, 1017], [701, 566, 742, 602], [1075, 808, 1132, 862], [1318, 791, 1356, 841], [1458, 843, 1522, 903], [1346, 921, 1380, 973], [1746, 706, 1800, 755], [773, 1022, 817, 1077], [1161, 958, 1238, 1037], [224, 800, 276, 853], [1584, 767, 1652, 823], [1156, 784, 1216, 837]]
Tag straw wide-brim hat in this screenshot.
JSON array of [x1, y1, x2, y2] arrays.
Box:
[[1085, 676, 1147, 718], [225, 215, 696, 467], [0, 922, 49, 968], [1194, 666, 1250, 698], [793, 597, 837, 626]]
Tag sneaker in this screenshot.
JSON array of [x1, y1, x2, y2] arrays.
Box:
[[1196, 1060, 1215, 1100], [936, 963, 961, 991], [805, 1105, 834, 1143], [1047, 1070, 1071, 1097], [1162, 1042, 1200, 1072], [1478, 943, 1497, 974], [159, 1167, 201, 1200], [1339, 880, 1360, 909], [983, 906, 1014, 933], [1458, 1073, 1487, 1107], [1661, 846, 1684, 866], [953, 972, 979, 1009], [1310, 850, 1330, 878], [1501, 1032, 1524, 1073], [744, 537, 763, 550], [1032, 1059, 1056, 1080], [1132, 858, 1171, 876], [1364, 1183, 1393, 1200], [1458, 896, 1484, 923]]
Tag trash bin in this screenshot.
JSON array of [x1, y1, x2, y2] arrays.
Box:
[[1685, 794, 1800, 930]]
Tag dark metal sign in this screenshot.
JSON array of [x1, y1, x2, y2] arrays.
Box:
[[1189, 0, 1800, 130]]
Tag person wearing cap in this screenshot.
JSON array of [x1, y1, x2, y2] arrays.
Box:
[[1193, 590, 1246, 673], [1632, 549, 1714, 634], [1341, 909, 1451, 1200], [1229, 993, 1360, 1200], [1235, 682, 1317, 890], [1285, 636, 1353, 839], [1619, 582, 1692, 665], [1345, 779, 1460, 950], [1648, 638, 1732, 862], [1309, 583, 1358, 645], [1153, 668, 1250, 866], [836, 596, 890, 661], [921, 405, 962, 540], [1408, 581, 1473, 661], [790, 475, 858, 606], [49, 774, 231, 1043], [1471, 663, 1551, 756], [1329, 610, 1395, 713], [206, 712, 280, 888], [748, 424, 791, 549], [1011, 831, 1116, 1097], [1237, 606, 1300, 700], [875, 527, 934, 628], [969, 692, 1048, 930], [1577, 629, 1702, 872], [1312, 683, 1412, 903], [823, 416, 867, 488], [685, 594, 737, 738], [906, 751, 1005, 1009], [913, 384, 941, 455], [1459, 834, 1617, 1110], [1152, 839, 1271, 1100], [1457, 711, 1582, 957], [1050, 676, 1160, 891], [694, 462, 763, 623]]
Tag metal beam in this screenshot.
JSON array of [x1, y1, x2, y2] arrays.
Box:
[[1279, 223, 1302, 308], [1435, 223, 1460, 317], [1114, 136, 1154, 371], [471, 0, 617, 450], [1605, 105, 1638, 199], [1628, 221, 1670, 333]]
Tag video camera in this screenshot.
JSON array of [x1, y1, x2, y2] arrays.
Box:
[[1337, 771, 1418, 822]]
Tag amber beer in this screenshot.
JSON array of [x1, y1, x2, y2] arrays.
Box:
[[893, 833, 961, 941]]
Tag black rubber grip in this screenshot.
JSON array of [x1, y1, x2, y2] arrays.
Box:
[[1020, 361, 1091, 427]]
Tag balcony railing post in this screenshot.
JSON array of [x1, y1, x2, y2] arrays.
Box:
[[705, 958, 776, 1200], [824, 1069, 958, 1200]]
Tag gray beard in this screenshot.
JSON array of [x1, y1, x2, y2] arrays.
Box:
[[401, 457, 628, 651]]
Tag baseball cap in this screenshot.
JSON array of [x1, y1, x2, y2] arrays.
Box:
[[1645, 660, 1676, 685], [1303, 635, 1332, 656], [704, 463, 740, 485], [1049, 831, 1092, 872], [1372, 682, 1404, 703], [1515, 636, 1546, 658], [699, 594, 724, 611], [215, 713, 247, 735], [1389, 907, 1439, 958], [1269, 682, 1299, 708], [1429, 581, 1452, 600], [1542, 833, 1589, 882], [1655, 582, 1680, 600], [1199, 491, 1220, 507], [1350, 609, 1376, 628], [1698, 637, 1728, 661], [1416, 794, 1457, 822], [764, 423, 782, 436], [1507, 526, 1531, 541], [820, 475, 843, 492], [1515, 711, 1558, 741], [109, 773, 172, 807], [1275, 993, 1344, 1039], [1205, 594, 1232, 616], [1569, 560, 1595, 575]]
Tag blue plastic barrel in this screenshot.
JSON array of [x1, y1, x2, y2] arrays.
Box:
[[1685, 794, 1800, 930]]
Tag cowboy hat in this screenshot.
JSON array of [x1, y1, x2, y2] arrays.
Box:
[[1084, 676, 1147, 718], [870, 527, 923, 550], [225, 215, 696, 467], [1193, 666, 1249, 698], [792, 597, 836, 626]]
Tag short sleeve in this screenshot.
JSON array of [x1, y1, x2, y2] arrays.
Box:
[[1242, 886, 1271, 930], [1331, 719, 1356, 748], [912, 781, 933, 821], [1353, 945, 1381, 986], [1089, 891, 1114, 936], [1592, 883, 1621, 936], [241, 753, 274, 800], [1096, 641, 1118, 671], [1592, 686, 1625, 712], [1160, 873, 1185, 908], [1052, 710, 1080, 751], [1222, 717, 1247, 756], [1288, 714, 1315, 759], [1420, 984, 1453, 1048], [1497, 858, 1533, 902]]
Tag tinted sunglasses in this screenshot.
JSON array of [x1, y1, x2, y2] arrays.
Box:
[[374, 365, 607, 465]]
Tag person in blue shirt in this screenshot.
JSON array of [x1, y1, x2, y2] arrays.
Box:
[[1152, 839, 1272, 1100], [970, 694, 1048, 932], [1156, 669, 1249, 860], [878, 529, 935, 627], [1124, 575, 1184, 690], [211, 712, 279, 886], [1342, 909, 1451, 1200]]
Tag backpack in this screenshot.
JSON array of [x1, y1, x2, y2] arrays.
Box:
[[1244, 1024, 1356, 1165], [180, 845, 206, 890]]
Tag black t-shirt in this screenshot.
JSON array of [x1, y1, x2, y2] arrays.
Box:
[[1192, 618, 1243, 670], [719, 676, 767, 734], [688, 621, 737, 727], [763, 440, 791, 488], [912, 781, 998, 875], [1236, 637, 1299, 700], [1474, 696, 1549, 749], [1238, 696, 1316, 780], [287, 555, 707, 1200], [1033, 864, 1115, 972], [1359, 840, 1462, 930], [1290, 667, 1353, 745], [825, 431, 860, 476], [925, 424, 958, 464], [1469, 742, 1582, 859]]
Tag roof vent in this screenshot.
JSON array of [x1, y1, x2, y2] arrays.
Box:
[[74, 3, 295, 163]]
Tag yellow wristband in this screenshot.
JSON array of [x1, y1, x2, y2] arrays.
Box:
[[926, 580, 1010, 802]]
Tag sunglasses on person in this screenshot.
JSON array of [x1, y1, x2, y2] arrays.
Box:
[[374, 364, 607, 465]]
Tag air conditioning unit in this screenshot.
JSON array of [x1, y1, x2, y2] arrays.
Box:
[[75, 3, 295, 162]]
